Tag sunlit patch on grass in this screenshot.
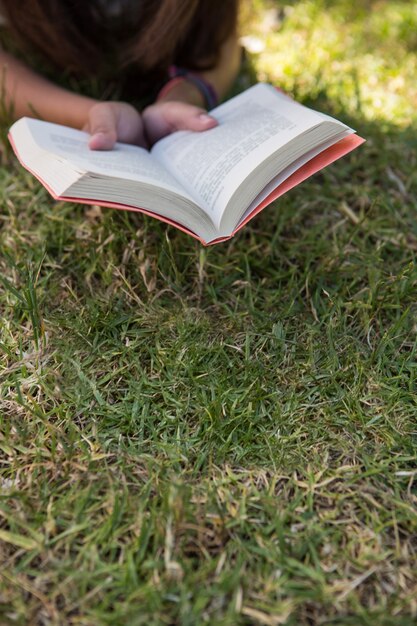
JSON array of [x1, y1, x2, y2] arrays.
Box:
[[241, 1, 417, 125]]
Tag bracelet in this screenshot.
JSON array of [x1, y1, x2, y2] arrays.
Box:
[[156, 66, 219, 110], [156, 76, 188, 101]]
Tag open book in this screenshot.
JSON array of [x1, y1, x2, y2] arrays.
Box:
[[9, 84, 364, 245]]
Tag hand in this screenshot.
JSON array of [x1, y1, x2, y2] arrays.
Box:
[[84, 101, 146, 150], [142, 101, 218, 146]]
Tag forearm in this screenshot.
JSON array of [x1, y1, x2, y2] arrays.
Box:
[[159, 33, 242, 108], [198, 32, 242, 99], [0, 51, 96, 128]]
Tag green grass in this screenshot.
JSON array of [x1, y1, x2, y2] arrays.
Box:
[[1, 1, 417, 624]]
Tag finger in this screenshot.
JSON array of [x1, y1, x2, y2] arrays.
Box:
[[88, 104, 118, 150], [161, 103, 218, 133], [117, 117, 147, 148]]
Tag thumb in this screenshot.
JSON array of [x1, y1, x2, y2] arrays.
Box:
[[163, 103, 218, 133], [87, 104, 118, 150]]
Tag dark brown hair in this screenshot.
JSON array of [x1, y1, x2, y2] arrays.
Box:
[[1, 0, 238, 96]]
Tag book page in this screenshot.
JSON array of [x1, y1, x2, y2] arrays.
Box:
[[152, 84, 347, 228], [236, 129, 353, 226], [19, 118, 192, 199]]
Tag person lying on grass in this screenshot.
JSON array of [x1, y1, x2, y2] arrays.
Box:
[[0, 0, 241, 149]]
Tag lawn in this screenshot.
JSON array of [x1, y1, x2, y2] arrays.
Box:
[[1, 1, 417, 624]]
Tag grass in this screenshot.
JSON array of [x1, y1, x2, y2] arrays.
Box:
[[1, 1, 417, 624]]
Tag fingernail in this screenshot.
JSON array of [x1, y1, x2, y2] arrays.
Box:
[[89, 132, 110, 150], [199, 113, 216, 124], [91, 132, 105, 143]]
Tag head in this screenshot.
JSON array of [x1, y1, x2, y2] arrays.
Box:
[[1, 0, 238, 96]]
